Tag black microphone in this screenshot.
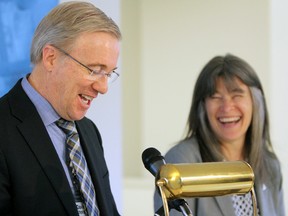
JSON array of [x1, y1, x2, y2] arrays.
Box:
[[142, 147, 193, 216], [142, 147, 166, 176]]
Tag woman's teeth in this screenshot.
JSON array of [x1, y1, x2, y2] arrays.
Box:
[[219, 117, 240, 123]]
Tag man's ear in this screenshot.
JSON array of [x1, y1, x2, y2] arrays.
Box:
[[42, 45, 58, 72]]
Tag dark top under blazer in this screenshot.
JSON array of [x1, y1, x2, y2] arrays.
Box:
[[0, 80, 120, 216]]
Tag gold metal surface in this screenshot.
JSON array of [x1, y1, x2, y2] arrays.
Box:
[[157, 161, 254, 199]]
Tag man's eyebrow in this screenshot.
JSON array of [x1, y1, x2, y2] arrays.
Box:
[[87, 63, 118, 71]]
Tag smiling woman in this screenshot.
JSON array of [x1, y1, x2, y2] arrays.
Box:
[[205, 77, 253, 160], [153, 54, 285, 216]]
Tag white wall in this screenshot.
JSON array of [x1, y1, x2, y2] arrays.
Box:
[[122, 0, 287, 215], [139, 0, 270, 171], [270, 0, 288, 212]]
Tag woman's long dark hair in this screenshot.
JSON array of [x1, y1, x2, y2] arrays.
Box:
[[184, 54, 277, 183]]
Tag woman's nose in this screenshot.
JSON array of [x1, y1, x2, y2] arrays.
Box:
[[221, 98, 234, 112]]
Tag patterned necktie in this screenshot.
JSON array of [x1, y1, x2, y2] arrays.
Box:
[[56, 118, 99, 216]]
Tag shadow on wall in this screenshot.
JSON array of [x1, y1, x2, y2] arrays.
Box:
[[0, 0, 58, 97]]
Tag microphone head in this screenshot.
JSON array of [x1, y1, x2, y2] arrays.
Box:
[[142, 147, 166, 176]]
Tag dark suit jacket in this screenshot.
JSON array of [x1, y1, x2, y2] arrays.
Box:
[[0, 80, 120, 216]]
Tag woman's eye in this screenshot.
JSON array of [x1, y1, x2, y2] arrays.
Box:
[[210, 95, 221, 99], [232, 94, 242, 99]]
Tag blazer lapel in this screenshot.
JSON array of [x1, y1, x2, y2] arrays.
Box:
[[214, 195, 235, 216], [9, 81, 78, 216], [255, 183, 277, 216], [214, 184, 277, 216]]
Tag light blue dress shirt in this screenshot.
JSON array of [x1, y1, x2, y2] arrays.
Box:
[[21, 76, 74, 190]]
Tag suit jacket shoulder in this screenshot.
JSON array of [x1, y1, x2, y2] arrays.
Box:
[[0, 80, 79, 216], [0, 80, 120, 216]]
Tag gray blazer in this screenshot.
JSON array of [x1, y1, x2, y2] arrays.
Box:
[[154, 138, 285, 216]]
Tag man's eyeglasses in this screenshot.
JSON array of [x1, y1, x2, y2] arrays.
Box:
[[52, 45, 119, 83]]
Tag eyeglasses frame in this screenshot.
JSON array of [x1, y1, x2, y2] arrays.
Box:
[[51, 45, 119, 83]]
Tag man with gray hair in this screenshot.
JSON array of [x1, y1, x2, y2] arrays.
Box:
[[0, 2, 121, 215]]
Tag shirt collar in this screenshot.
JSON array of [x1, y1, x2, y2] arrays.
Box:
[[21, 74, 60, 126]]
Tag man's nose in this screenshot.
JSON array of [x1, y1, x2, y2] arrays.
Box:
[[92, 77, 108, 94]]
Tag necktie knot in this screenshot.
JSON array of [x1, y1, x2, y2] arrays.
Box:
[[56, 118, 77, 136]]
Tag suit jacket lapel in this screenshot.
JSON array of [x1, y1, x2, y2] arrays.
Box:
[[9, 81, 78, 216]]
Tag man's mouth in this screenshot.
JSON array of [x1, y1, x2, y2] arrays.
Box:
[[80, 94, 93, 105]]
